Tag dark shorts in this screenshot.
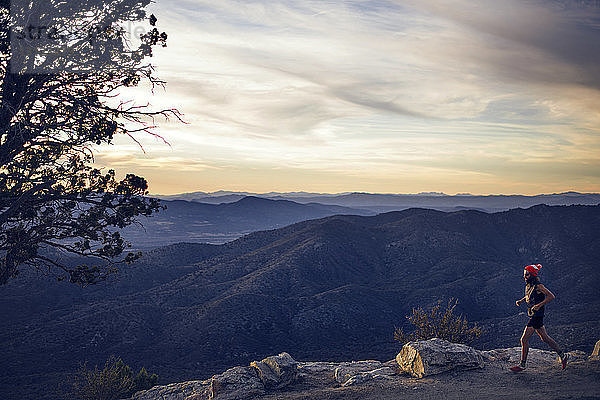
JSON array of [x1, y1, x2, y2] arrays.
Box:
[[527, 316, 544, 329]]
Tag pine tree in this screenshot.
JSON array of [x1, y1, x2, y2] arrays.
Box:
[[0, 0, 182, 285]]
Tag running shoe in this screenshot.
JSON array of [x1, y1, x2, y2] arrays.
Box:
[[560, 353, 568, 370]]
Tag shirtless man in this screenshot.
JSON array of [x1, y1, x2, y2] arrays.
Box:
[[510, 264, 568, 372]]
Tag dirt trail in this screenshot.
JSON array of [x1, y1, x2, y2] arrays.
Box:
[[258, 348, 600, 400]]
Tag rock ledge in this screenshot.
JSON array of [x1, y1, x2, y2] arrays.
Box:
[[130, 339, 597, 399]]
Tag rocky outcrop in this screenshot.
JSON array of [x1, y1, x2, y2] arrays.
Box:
[[131, 353, 298, 400], [131, 342, 598, 399], [396, 338, 484, 378], [130, 366, 264, 400]]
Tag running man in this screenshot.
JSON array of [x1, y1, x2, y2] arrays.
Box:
[[510, 264, 568, 372]]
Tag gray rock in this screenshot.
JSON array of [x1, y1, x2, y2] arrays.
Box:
[[129, 380, 208, 400], [333, 360, 383, 384], [298, 360, 395, 387], [200, 366, 265, 400], [341, 371, 375, 386], [333, 360, 398, 386], [396, 338, 484, 378], [253, 352, 298, 389], [341, 367, 396, 387]]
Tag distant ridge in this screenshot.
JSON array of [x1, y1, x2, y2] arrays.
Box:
[[120, 196, 374, 248], [155, 190, 599, 198], [154, 191, 600, 213]]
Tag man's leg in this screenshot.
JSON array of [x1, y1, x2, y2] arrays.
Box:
[[535, 326, 562, 353], [536, 326, 567, 368], [520, 326, 536, 366]]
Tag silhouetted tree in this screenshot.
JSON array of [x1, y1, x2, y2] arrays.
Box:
[[0, 0, 182, 285]]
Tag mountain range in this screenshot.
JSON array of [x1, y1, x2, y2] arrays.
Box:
[[1, 204, 599, 400], [155, 191, 600, 213], [121, 196, 374, 248], [122, 192, 600, 249]]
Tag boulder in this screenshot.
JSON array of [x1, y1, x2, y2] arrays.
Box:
[[187, 366, 264, 400], [396, 338, 484, 378], [591, 339, 600, 359], [250, 361, 280, 389], [250, 352, 298, 389]]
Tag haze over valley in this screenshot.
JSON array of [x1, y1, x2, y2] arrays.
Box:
[[123, 191, 600, 248]]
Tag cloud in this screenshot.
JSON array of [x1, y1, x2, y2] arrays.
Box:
[[100, 0, 600, 194], [400, 0, 600, 87], [94, 151, 221, 172], [152, 0, 600, 125]]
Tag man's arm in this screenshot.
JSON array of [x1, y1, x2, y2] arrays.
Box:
[[532, 284, 555, 310], [515, 295, 527, 306]]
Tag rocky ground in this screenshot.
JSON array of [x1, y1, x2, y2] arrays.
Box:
[[131, 340, 600, 400], [259, 349, 600, 400]]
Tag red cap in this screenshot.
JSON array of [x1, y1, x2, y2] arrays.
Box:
[[524, 264, 542, 276]]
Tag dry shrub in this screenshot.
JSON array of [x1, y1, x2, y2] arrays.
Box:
[[72, 356, 158, 400], [394, 298, 483, 346]]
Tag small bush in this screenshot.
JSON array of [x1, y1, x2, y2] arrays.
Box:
[[72, 356, 158, 400], [394, 298, 483, 346]]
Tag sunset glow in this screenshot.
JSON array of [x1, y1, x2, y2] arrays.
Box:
[[94, 0, 600, 195]]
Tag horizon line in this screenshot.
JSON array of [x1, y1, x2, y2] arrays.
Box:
[[151, 190, 600, 197]]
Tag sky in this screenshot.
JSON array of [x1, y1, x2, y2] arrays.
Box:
[[94, 0, 600, 195]]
